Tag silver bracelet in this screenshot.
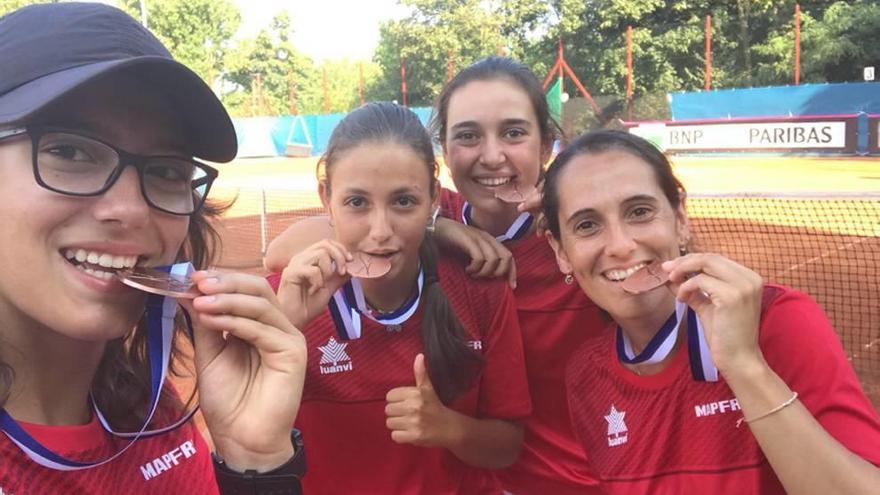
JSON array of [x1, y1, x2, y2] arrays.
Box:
[[736, 391, 798, 428]]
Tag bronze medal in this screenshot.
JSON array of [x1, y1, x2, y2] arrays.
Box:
[[494, 182, 538, 204], [117, 267, 200, 299], [345, 252, 392, 279], [621, 261, 670, 295]]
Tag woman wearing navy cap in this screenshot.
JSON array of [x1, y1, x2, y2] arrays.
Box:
[[0, 3, 305, 494]]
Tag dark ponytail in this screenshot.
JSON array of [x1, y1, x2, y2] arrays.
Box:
[[322, 102, 482, 404], [418, 235, 483, 404]]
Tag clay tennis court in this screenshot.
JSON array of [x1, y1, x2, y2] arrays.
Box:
[[172, 155, 879, 426]]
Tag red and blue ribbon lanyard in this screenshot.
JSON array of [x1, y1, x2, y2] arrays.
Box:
[[616, 300, 718, 381], [0, 262, 197, 470], [461, 201, 533, 243], [328, 267, 424, 340]]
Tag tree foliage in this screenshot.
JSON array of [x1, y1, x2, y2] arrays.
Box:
[[118, 0, 241, 85], [221, 12, 318, 116], [369, 0, 552, 106], [0, 0, 48, 15], [2, 0, 875, 119], [372, 0, 877, 106]]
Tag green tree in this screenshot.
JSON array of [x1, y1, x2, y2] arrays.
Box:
[[118, 0, 240, 84], [317, 59, 382, 113], [754, 1, 880, 84], [222, 12, 318, 117], [532, 0, 843, 119], [0, 0, 51, 16], [370, 0, 550, 106]]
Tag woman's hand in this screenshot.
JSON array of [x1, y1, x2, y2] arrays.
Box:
[[665, 254, 880, 495], [516, 177, 544, 217], [276, 239, 352, 328], [181, 271, 307, 472], [385, 355, 524, 468], [662, 253, 765, 375], [384, 354, 456, 447], [434, 217, 517, 289]]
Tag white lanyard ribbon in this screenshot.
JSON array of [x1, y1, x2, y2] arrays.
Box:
[[0, 263, 195, 470], [461, 202, 533, 243], [328, 268, 424, 340], [617, 300, 718, 381]]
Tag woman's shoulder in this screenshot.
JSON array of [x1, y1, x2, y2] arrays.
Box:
[[757, 283, 851, 378], [434, 252, 516, 338], [436, 251, 512, 303], [758, 284, 831, 338], [565, 326, 614, 381], [439, 187, 466, 221]]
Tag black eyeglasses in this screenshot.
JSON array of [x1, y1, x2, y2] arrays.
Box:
[[0, 126, 219, 216]]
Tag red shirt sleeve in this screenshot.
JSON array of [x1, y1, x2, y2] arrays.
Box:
[[266, 272, 281, 292], [439, 187, 465, 220], [475, 283, 533, 420], [759, 286, 880, 465]]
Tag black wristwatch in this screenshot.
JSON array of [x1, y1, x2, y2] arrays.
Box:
[[213, 429, 306, 495]]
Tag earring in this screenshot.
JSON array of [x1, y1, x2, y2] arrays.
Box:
[[564, 273, 574, 285], [426, 207, 440, 233], [679, 241, 689, 256]]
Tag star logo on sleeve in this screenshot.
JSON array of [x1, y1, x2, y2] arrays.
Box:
[[604, 405, 629, 447]]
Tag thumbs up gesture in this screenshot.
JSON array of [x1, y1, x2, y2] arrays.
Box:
[[385, 354, 455, 447]]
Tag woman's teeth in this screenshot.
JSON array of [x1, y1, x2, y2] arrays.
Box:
[[77, 265, 116, 280], [475, 177, 513, 187], [605, 262, 647, 281], [65, 249, 138, 269], [64, 249, 139, 280]]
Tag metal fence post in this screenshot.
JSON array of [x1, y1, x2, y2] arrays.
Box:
[[260, 189, 268, 257]]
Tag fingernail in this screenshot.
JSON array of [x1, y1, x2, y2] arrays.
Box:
[[196, 295, 217, 303], [203, 276, 220, 285]]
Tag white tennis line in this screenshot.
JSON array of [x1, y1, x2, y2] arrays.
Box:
[[770, 231, 880, 354], [768, 232, 880, 281], [689, 191, 880, 199]]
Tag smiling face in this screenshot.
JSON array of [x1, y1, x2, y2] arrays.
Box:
[[0, 74, 191, 343], [321, 140, 438, 286], [442, 78, 548, 222], [547, 148, 690, 326]]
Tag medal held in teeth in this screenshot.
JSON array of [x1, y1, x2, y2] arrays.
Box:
[[621, 261, 670, 294], [346, 252, 392, 279], [117, 267, 200, 299], [494, 181, 538, 204]]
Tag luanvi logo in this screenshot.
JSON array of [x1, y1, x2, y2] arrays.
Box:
[[604, 405, 628, 447], [318, 337, 353, 375]]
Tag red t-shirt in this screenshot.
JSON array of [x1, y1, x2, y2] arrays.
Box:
[[0, 404, 217, 494], [270, 253, 531, 494], [441, 187, 605, 494], [567, 285, 880, 494]]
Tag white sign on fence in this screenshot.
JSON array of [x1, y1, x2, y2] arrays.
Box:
[[631, 121, 848, 151], [865, 66, 875, 81]]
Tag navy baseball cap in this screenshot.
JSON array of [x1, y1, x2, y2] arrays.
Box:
[[0, 2, 237, 162]]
